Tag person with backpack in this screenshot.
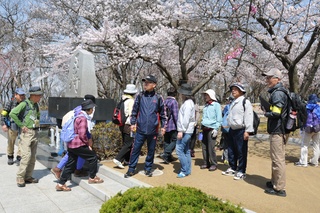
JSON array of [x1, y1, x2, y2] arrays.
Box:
[[176, 83, 195, 178], [219, 96, 234, 165], [51, 94, 96, 179], [200, 89, 222, 172], [112, 84, 138, 169], [294, 94, 320, 167], [124, 75, 166, 178], [262, 68, 289, 197], [160, 87, 179, 164], [222, 83, 254, 180], [9, 86, 42, 187], [1, 88, 26, 166], [56, 99, 104, 191]]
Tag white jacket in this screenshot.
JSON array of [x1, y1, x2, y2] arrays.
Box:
[[177, 99, 195, 134], [227, 96, 254, 133]]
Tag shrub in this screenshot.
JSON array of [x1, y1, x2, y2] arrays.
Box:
[[100, 184, 244, 213], [91, 122, 202, 160]]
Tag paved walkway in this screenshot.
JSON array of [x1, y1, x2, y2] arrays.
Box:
[[0, 133, 103, 213]]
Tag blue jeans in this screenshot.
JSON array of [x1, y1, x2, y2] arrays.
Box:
[[176, 133, 192, 175], [128, 132, 157, 173], [57, 152, 85, 170], [228, 128, 248, 173]]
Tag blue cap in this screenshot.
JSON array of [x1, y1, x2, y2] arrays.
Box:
[[308, 94, 318, 104], [15, 88, 26, 95]]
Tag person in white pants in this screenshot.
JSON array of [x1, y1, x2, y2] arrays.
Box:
[[295, 94, 320, 167]]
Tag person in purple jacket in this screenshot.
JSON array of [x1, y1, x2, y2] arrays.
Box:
[[160, 87, 179, 164]]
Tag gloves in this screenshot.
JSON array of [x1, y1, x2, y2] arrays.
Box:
[[211, 129, 218, 139]]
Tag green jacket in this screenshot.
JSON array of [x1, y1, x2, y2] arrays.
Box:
[[9, 99, 40, 129]]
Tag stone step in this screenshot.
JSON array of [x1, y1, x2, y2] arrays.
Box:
[[37, 143, 151, 202], [71, 166, 152, 201]]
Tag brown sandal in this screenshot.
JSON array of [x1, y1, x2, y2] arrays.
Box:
[[88, 176, 104, 184], [56, 184, 71, 191]]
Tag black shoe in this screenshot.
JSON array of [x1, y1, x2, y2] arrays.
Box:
[[8, 157, 14, 165], [162, 158, 170, 164], [266, 181, 273, 189], [264, 188, 287, 197], [159, 153, 165, 159], [17, 182, 26, 187], [145, 170, 152, 177], [124, 171, 134, 178]]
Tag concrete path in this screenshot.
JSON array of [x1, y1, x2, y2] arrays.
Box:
[[0, 133, 103, 213]]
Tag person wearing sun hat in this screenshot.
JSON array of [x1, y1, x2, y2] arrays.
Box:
[[9, 86, 43, 187], [56, 99, 104, 191], [175, 83, 195, 178], [200, 88, 222, 172], [113, 84, 138, 169], [1, 87, 26, 166], [222, 83, 254, 181]]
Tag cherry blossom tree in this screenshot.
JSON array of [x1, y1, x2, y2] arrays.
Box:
[[198, 0, 320, 97]]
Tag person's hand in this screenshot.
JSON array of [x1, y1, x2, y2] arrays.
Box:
[[177, 131, 183, 140], [2, 125, 8, 132], [22, 126, 28, 133], [211, 129, 218, 139], [244, 132, 249, 140], [161, 128, 165, 136], [130, 125, 136, 132]]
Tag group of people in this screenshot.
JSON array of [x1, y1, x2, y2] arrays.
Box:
[[1, 69, 319, 197], [111, 75, 254, 181], [112, 69, 320, 199]]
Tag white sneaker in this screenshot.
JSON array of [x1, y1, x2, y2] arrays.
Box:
[[294, 162, 307, 167], [113, 159, 124, 169], [234, 172, 246, 180], [222, 168, 235, 176]]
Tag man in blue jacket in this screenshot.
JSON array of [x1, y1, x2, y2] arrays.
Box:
[[125, 75, 166, 178]]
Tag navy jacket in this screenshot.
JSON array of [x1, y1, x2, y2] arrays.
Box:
[[130, 91, 165, 135]]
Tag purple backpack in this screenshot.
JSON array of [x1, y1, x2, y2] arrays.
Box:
[[305, 107, 320, 133]]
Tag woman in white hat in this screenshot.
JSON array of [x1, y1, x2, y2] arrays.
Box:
[[113, 84, 138, 169], [200, 89, 222, 172]]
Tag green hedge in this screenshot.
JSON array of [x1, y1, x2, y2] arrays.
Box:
[[100, 184, 244, 213]]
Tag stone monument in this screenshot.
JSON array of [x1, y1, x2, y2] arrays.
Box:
[[65, 49, 98, 97]]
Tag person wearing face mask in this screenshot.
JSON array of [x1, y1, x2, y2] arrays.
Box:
[[55, 99, 103, 191], [51, 95, 96, 180]]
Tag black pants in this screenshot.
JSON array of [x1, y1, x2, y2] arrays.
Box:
[[189, 127, 197, 152], [163, 130, 178, 159], [59, 145, 98, 185], [115, 132, 133, 162]]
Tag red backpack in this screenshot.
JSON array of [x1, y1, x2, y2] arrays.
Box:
[[112, 98, 128, 126]]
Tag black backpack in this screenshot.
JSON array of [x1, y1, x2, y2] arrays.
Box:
[[112, 98, 129, 126], [276, 88, 307, 132], [243, 98, 260, 135]]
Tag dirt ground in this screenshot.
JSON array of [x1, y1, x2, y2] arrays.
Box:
[[102, 137, 320, 213]]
